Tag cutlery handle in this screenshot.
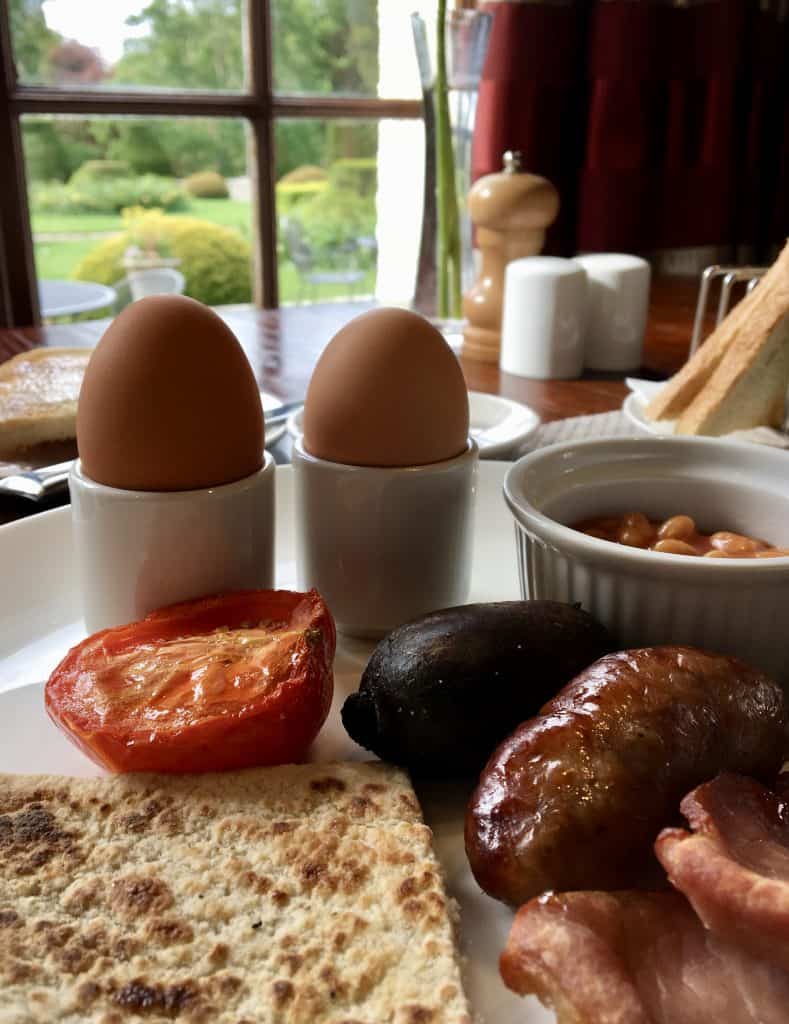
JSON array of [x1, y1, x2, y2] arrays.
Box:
[[34, 460, 73, 497]]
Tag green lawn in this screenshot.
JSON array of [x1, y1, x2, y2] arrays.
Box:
[[32, 197, 252, 238], [34, 239, 97, 279], [32, 196, 374, 305]]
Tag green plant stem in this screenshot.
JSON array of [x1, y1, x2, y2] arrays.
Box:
[[435, 0, 461, 319]]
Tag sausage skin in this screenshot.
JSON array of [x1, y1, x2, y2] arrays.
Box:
[[465, 646, 789, 906]]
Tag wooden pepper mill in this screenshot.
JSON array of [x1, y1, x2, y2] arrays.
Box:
[[462, 151, 560, 363]]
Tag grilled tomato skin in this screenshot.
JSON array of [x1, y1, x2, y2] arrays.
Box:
[[45, 589, 335, 773]]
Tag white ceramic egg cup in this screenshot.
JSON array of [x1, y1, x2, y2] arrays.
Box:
[[70, 453, 275, 633], [292, 439, 479, 638]]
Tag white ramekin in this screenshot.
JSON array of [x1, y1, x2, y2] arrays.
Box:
[[504, 437, 789, 683], [70, 453, 275, 632], [293, 438, 479, 638]]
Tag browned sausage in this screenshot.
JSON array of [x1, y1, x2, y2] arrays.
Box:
[[465, 647, 788, 906]]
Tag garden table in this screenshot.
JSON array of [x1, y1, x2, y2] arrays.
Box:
[[38, 280, 117, 319]]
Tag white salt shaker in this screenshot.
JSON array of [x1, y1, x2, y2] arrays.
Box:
[[573, 253, 651, 371], [499, 257, 587, 379]]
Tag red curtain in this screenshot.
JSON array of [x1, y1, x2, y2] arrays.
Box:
[[472, 0, 789, 261], [473, 0, 586, 254]]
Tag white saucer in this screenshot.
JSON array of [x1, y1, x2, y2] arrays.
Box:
[[287, 391, 540, 460]]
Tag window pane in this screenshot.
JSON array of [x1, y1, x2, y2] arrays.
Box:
[[10, 0, 246, 92], [275, 118, 426, 307], [22, 115, 253, 319], [276, 120, 377, 304], [271, 1, 437, 100]]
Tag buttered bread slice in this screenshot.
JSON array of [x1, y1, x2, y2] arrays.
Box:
[[0, 762, 471, 1024], [0, 347, 90, 455]]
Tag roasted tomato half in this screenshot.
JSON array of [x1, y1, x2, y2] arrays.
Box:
[[45, 589, 335, 774]]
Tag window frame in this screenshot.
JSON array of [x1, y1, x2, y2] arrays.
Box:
[[0, 2, 421, 327]]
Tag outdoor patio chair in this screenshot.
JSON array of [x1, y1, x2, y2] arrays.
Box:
[[282, 218, 366, 302], [112, 267, 186, 311]]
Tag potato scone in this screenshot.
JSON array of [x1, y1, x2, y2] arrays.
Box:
[[0, 762, 471, 1024], [0, 347, 90, 455]]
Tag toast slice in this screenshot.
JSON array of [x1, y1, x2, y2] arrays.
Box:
[[0, 347, 90, 456], [0, 762, 471, 1024], [675, 313, 789, 435], [645, 240, 789, 423]]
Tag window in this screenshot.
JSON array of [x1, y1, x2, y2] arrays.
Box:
[[0, 0, 430, 327]]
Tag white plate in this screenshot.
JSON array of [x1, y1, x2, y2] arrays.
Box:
[[0, 462, 551, 1024], [287, 390, 541, 460]]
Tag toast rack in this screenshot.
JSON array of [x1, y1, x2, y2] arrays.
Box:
[[689, 264, 768, 355]]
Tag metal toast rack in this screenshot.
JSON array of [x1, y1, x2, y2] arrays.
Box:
[[689, 264, 768, 355]]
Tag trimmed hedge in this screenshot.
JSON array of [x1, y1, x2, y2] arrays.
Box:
[[184, 170, 229, 198], [72, 213, 252, 306], [32, 175, 189, 215], [70, 160, 131, 185], [275, 180, 328, 216], [278, 165, 328, 185], [329, 157, 377, 197]]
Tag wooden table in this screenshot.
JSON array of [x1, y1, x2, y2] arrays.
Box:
[[0, 275, 701, 424], [0, 275, 702, 522]]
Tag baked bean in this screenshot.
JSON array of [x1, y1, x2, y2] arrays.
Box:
[[710, 532, 766, 556], [651, 539, 698, 556], [572, 513, 780, 559], [657, 515, 696, 541], [617, 513, 655, 549]]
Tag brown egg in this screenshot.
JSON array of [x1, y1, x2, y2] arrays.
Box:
[[77, 295, 264, 491], [303, 308, 469, 467]]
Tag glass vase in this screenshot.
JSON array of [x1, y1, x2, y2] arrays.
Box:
[[411, 8, 492, 319]]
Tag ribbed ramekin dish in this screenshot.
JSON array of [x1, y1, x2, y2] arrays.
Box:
[[503, 437, 789, 684]]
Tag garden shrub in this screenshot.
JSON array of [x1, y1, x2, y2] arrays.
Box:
[[278, 165, 328, 185], [275, 181, 328, 216], [70, 160, 131, 185], [329, 157, 377, 197], [32, 175, 189, 215], [184, 170, 229, 198], [287, 184, 375, 268], [72, 211, 252, 306]]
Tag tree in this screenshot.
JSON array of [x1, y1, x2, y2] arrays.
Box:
[[110, 0, 380, 178], [113, 0, 245, 91], [8, 0, 61, 82], [49, 39, 106, 85]]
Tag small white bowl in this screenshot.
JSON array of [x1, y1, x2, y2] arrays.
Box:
[[504, 437, 789, 683]]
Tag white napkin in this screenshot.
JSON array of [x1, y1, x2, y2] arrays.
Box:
[[625, 378, 789, 449]]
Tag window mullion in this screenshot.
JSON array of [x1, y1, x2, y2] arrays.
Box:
[[247, 0, 277, 308], [0, 3, 38, 328]]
